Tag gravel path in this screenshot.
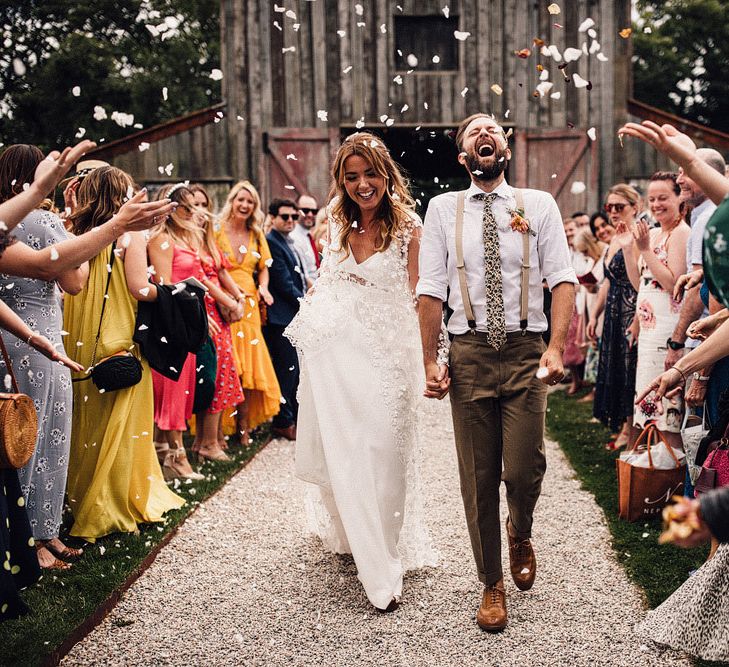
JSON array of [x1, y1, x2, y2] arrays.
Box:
[[63, 403, 690, 667]]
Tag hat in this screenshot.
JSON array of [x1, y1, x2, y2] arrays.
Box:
[[702, 196, 729, 309], [59, 159, 110, 189]]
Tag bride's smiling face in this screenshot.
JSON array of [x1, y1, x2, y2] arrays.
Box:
[[343, 155, 386, 213]]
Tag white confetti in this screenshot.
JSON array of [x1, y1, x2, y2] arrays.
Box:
[[563, 47, 582, 63], [50, 248, 59, 261], [442, 5, 450, 18], [490, 84, 503, 95], [12, 58, 26, 76], [75, 127, 86, 138], [93, 106, 107, 121], [578, 18, 595, 32], [138, 142, 150, 152], [570, 181, 586, 195], [406, 54, 418, 68], [282, 46, 296, 54], [139, 287, 150, 297], [72, 86, 81, 97], [587, 127, 597, 141], [342, 65, 353, 74], [317, 110, 328, 122], [265, 258, 274, 267], [354, 3, 364, 15], [162, 87, 168, 101], [572, 73, 590, 88], [536, 81, 553, 97], [536, 367, 549, 379], [453, 30, 471, 41], [547, 3, 560, 14], [209, 69, 223, 81]]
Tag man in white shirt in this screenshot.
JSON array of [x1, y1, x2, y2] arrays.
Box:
[[665, 149, 726, 380], [290, 194, 320, 286], [417, 113, 576, 632]]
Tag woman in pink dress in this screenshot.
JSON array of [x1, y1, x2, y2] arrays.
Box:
[[148, 184, 207, 480], [192, 195, 246, 460]]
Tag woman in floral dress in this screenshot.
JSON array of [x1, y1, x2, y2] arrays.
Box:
[[627, 172, 689, 449]]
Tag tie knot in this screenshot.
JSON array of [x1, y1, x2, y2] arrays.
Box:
[[473, 192, 498, 204]]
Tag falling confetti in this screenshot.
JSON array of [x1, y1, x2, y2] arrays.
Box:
[[570, 181, 586, 195], [453, 31, 471, 41], [490, 84, 503, 95], [547, 4, 560, 15]]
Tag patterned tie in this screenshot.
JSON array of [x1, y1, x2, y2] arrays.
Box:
[[474, 192, 506, 349]]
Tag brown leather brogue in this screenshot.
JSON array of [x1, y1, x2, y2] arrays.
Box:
[[506, 517, 537, 591], [476, 581, 507, 632]]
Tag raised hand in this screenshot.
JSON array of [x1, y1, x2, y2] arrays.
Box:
[[113, 189, 176, 233], [614, 220, 635, 248], [618, 121, 697, 169], [33, 140, 97, 197], [633, 219, 651, 252]]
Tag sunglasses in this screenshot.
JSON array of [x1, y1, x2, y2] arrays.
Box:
[[604, 203, 628, 213], [279, 213, 299, 222], [300, 207, 319, 215]]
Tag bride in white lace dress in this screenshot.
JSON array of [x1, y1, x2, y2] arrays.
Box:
[[286, 132, 438, 611]]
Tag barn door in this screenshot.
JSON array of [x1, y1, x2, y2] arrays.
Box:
[[259, 128, 340, 207], [513, 129, 599, 215]]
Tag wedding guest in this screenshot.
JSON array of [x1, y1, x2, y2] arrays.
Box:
[[215, 181, 280, 444], [589, 210, 614, 244], [147, 183, 205, 480], [263, 198, 305, 441], [189, 183, 213, 212], [191, 196, 246, 460], [291, 193, 320, 285], [588, 185, 640, 450], [563, 218, 587, 395], [572, 211, 591, 229], [64, 166, 184, 541], [0, 145, 90, 569], [311, 207, 329, 254], [626, 172, 689, 450]]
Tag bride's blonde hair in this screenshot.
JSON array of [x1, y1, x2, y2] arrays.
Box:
[[328, 132, 416, 258]]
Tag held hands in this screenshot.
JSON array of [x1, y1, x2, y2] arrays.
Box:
[[29, 334, 84, 372], [32, 140, 97, 198], [423, 361, 450, 400], [113, 189, 176, 233], [619, 121, 698, 170], [537, 347, 565, 386]]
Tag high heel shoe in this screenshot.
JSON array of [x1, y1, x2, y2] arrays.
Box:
[[163, 448, 205, 480], [194, 447, 231, 463]]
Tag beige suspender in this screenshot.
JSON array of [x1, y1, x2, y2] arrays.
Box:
[[454, 188, 530, 334]]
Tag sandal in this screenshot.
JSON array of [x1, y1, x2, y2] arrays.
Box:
[[36, 545, 72, 570], [44, 541, 84, 561]]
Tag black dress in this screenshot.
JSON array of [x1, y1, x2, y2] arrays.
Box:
[[593, 249, 638, 432]]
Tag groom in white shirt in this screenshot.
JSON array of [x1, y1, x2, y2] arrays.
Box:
[[417, 113, 576, 632]]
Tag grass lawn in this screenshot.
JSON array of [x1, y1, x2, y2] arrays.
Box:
[[0, 431, 268, 667], [547, 390, 728, 667]]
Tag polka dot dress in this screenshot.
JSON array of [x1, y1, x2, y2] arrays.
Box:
[[0, 469, 41, 621]]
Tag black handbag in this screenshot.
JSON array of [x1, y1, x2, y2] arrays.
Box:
[[73, 242, 143, 392]]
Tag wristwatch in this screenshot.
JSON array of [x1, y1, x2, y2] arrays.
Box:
[[692, 372, 710, 382], [666, 338, 685, 351]]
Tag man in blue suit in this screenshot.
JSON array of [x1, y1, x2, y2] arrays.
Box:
[[264, 198, 306, 441]]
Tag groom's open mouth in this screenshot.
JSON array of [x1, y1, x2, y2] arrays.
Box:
[[477, 143, 496, 158]]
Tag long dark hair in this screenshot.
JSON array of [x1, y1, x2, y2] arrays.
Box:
[[0, 144, 45, 204]]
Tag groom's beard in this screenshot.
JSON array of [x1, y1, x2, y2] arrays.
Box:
[[465, 146, 509, 181]]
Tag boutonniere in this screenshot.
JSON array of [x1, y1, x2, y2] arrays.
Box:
[[508, 208, 536, 236]]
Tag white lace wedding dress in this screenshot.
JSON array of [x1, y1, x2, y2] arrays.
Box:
[[285, 213, 437, 609]]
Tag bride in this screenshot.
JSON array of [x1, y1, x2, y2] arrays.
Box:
[[286, 132, 439, 612]]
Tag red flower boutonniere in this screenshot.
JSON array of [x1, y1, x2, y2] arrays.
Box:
[[508, 208, 536, 236]]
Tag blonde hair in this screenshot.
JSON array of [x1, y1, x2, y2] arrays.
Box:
[[328, 132, 416, 259], [218, 180, 264, 234], [152, 184, 204, 252], [574, 228, 605, 261], [606, 183, 641, 207]]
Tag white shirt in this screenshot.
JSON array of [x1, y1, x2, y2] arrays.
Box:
[[687, 198, 717, 268], [417, 179, 577, 334], [290, 223, 319, 283]]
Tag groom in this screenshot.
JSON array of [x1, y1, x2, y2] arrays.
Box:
[[417, 113, 576, 631]]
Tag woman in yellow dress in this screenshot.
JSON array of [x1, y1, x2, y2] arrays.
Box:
[[216, 181, 281, 443], [64, 167, 184, 541]]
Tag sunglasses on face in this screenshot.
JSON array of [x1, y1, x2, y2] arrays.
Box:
[[604, 203, 628, 213], [300, 207, 319, 215], [279, 213, 299, 222]]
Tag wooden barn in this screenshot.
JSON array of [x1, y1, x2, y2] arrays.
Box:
[[88, 0, 729, 214]]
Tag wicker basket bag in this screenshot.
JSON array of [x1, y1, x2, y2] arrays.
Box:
[[0, 335, 37, 469]]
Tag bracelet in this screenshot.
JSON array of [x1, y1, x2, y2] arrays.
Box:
[[670, 366, 688, 384], [26, 333, 35, 346]]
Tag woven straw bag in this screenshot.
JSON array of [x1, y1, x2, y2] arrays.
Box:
[[0, 335, 37, 469]]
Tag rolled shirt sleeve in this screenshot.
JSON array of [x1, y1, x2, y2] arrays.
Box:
[[537, 193, 578, 291], [416, 199, 449, 302]]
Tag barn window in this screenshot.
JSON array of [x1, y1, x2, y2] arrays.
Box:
[[393, 15, 459, 72]]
